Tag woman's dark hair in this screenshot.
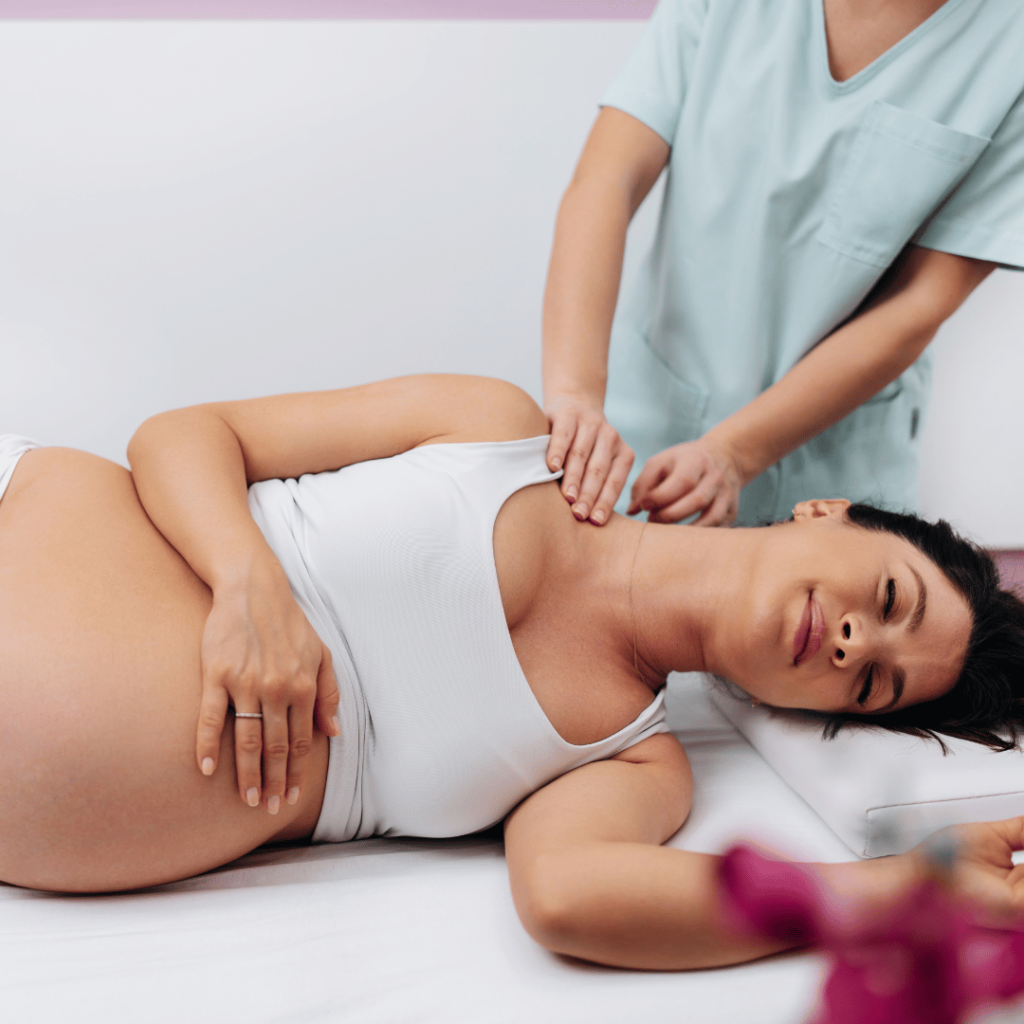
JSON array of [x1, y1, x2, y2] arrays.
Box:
[[818, 503, 1024, 752]]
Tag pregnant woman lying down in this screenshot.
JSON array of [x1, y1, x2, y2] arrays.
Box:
[[2, 375, 1024, 970]]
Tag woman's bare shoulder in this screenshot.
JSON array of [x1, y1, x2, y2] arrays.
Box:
[[419, 375, 549, 445]]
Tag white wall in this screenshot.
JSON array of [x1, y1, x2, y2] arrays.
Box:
[[918, 270, 1024, 548], [1, 21, 1021, 543]]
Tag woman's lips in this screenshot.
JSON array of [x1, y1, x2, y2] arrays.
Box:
[[794, 593, 824, 666]]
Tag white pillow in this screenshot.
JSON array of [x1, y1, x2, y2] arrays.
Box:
[[706, 678, 1024, 858]]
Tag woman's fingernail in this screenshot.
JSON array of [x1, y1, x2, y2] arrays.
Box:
[[329, 715, 341, 736], [286, 786, 300, 805], [267, 795, 281, 815], [573, 503, 588, 519], [246, 787, 259, 807], [550, 458, 561, 470], [566, 487, 578, 501], [591, 508, 606, 524], [201, 757, 215, 776]]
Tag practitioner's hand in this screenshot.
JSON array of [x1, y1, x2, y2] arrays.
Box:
[[197, 557, 341, 813], [545, 394, 634, 526], [628, 438, 741, 526]]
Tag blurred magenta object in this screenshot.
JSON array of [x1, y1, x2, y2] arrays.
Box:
[[719, 845, 1024, 1024]]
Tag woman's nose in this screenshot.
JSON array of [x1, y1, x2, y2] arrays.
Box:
[[832, 616, 867, 668]]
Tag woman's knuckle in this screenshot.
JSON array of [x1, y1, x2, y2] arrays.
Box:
[[262, 677, 289, 703], [204, 660, 230, 682], [263, 739, 290, 759], [234, 680, 259, 704], [199, 708, 224, 730], [237, 733, 263, 755], [290, 736, 313, 757]]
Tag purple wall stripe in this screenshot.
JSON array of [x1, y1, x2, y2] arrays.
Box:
[[993, 550, 1024, 598], [0, 0, 656, 18]]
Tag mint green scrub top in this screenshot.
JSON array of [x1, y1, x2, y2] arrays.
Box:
[[601, 0, 1024, 524]]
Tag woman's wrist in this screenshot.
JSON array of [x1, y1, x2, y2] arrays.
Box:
[[204, 530, 289, 596], [813, 851, 923, 927]]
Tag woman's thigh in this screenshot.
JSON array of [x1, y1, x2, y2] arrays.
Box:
[[0, 448, 329, 892]]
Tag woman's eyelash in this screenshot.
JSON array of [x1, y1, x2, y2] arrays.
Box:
[[884, 578, 896, 618], [858, 666, 874, 706], [858, 580, 895, 707]]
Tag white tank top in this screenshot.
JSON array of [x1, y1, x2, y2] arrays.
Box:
[[248, 436, 669, 842], [0, 435, 40, 503]]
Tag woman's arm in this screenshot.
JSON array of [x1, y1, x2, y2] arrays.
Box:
[[505, 733, 1024, 970], [542, 107, 670, 526], [631, 246, 997, 524], [128, 373, 547, 811], [506, 733, 795, 968]]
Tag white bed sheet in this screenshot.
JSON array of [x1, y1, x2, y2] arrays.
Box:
[[3, 675, 1018, 1024]]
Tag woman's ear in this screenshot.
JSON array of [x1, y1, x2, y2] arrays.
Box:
[[792, 498, 852, 522]]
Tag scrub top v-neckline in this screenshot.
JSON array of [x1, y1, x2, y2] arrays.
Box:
[[599, 0, 1024, 525], [815, 0, 970, 92]]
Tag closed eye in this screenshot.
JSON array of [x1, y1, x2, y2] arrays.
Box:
[[857, 666, 874, 707], [884, 578, 896, 619]]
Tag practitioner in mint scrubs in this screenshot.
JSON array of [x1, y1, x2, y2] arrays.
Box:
[[542, 0, 1024, 528]]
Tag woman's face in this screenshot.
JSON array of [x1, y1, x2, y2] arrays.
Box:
[[719, 500, 972, 714]]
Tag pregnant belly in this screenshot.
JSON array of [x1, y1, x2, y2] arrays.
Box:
[[0, 449, 326, 891]]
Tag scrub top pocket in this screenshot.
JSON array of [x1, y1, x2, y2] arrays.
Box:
[[604, 325, 709, 515], [817, 102, 990, 268], [769, 354, 932, 521]]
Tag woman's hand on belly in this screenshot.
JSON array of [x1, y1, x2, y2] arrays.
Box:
[[198, 552, 341, 813]]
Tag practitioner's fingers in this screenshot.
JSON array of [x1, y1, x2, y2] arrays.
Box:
[[560, 416, 601, 514], [196, 673, 230, 778], [544, 400, 580, 476], [233, 706, 264, 809], [589, 439, 634, 526], [648, 471, 718, 524], [629, 449, 684, 516], [572, 423, 632, 525], [631, 440, 741, 525], [686, 485, 738, 528], [544, 395, 609, 510]]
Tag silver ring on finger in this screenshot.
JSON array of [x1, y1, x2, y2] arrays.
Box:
[[235, 711, 263, 719]]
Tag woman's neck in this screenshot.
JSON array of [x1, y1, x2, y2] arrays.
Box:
[[588, 514, 761, 684]]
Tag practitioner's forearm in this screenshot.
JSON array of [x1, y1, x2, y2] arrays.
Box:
[[542, 178, 632, 411], [704, 247, 995, 487], [704, 300, 940, 487], [518, 842, 918, 971], [128, 409, 280, 592], [542, 107, 669, 415]]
